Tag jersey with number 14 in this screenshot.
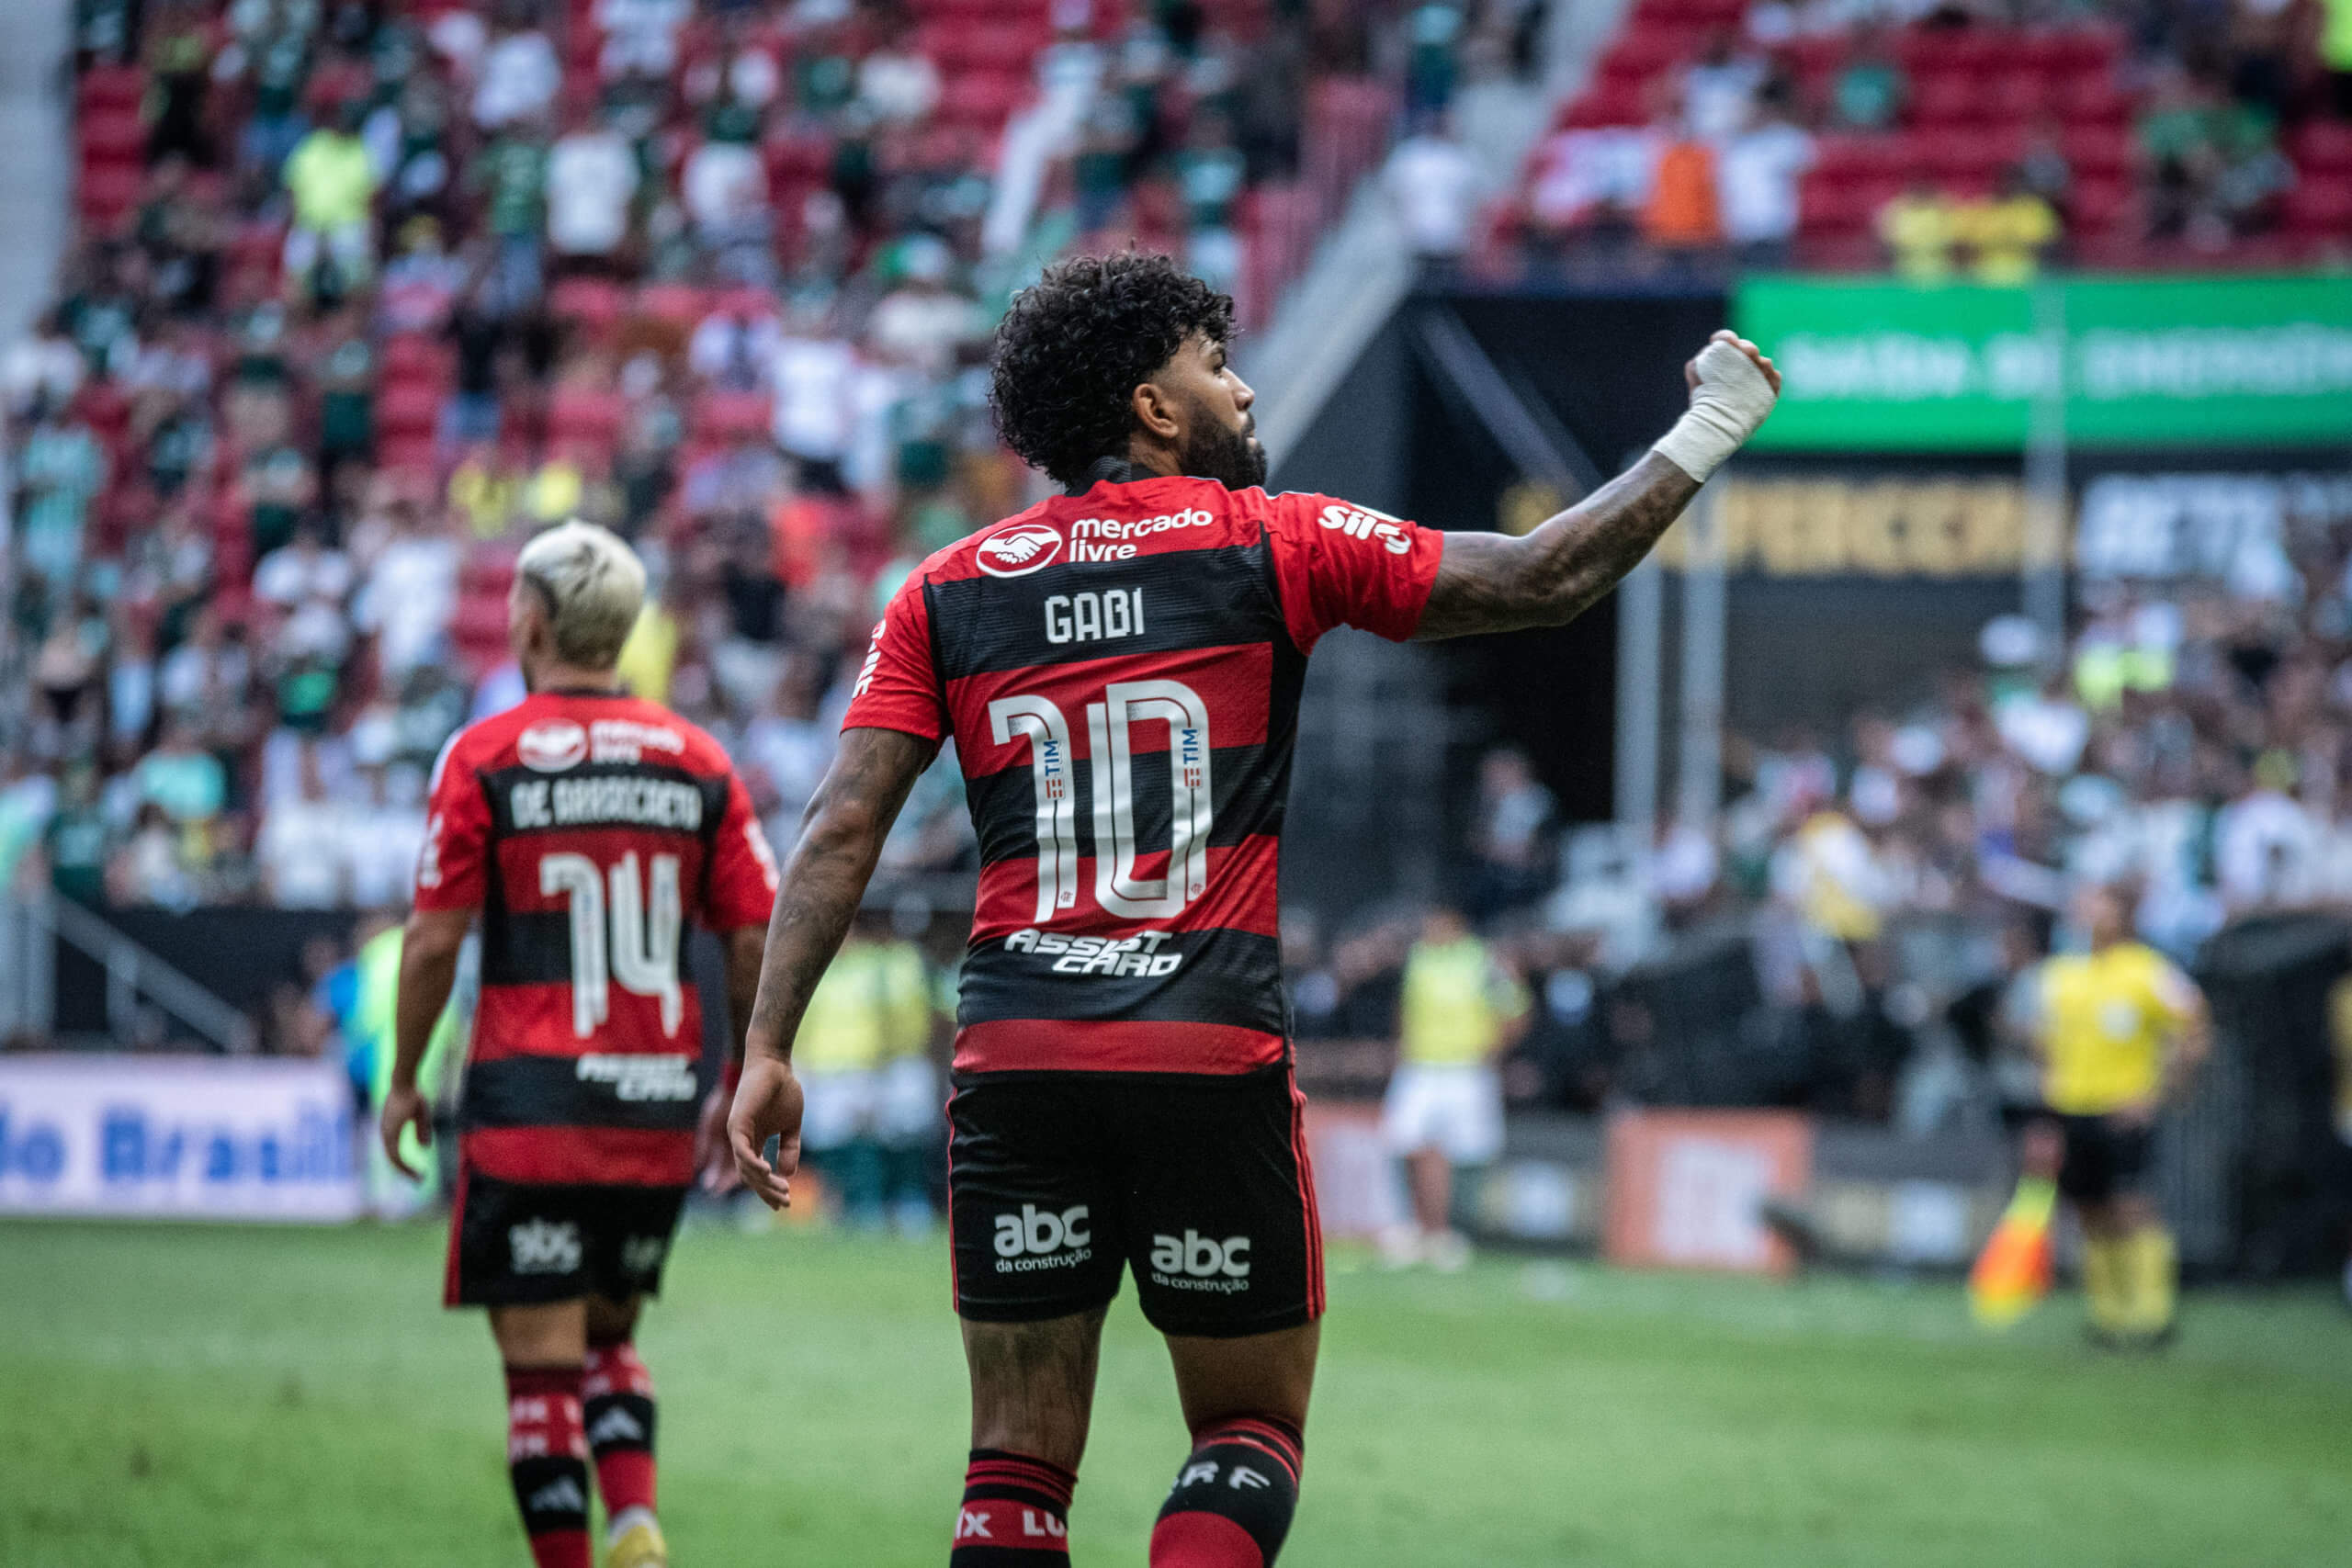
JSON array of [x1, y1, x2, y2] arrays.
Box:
[[415, 692, 779, 1187], [843, 475, 1442, 1076]]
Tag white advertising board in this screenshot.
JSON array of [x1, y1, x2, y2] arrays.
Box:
[[0, 1055, 360, 1221]]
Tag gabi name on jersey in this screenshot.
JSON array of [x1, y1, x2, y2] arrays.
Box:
[[509, 775, 706, 832]]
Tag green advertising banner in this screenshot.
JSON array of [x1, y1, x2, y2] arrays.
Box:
[[1736, 275, 2352, 452]]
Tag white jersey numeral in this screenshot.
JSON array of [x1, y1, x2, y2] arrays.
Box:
[[990, 679, 1214, 920], [539, 850, 684, 1038]]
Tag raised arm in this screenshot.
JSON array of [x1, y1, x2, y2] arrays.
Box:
[[1413, 332, 1780, 641], [726, 725, 939, 1207]]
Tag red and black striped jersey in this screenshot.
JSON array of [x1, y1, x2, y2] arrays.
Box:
[[843, 475, 1442, 1076], [415, 692, 779, 1187]]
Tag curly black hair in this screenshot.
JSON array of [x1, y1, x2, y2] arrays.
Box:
[[989, 252, 1236, 491]]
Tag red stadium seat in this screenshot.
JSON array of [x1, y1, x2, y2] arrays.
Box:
[[547, 276, 627, 333], [2291, 121, 2352, 176], [1923, 128, 2024, 183], [2068, 176, 2139, 235], [2058, 71, 2132, 125], [380, 333, 454, 388], [938, 70, 1028, 129], [79, 107, 146, 161], [2060, 124, 2135, 180], [1983, 71, 2052, 124], [548, 388, 628, 446], [1598, 29, 1685, 85], [1911, 70, 1991, 127], [76, 64, 144, 114], [634, 283, 707, 327], [377, 383, 443, 441], [2283, 179, 2352, 239], [690, 389, 774, 442]]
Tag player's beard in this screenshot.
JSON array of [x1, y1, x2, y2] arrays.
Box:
[[1180, 412, 1267, 491]]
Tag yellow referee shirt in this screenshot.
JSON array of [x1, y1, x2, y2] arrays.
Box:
[[2034, 942, 2199, 1116], [1398, 936, 1529, 1067]]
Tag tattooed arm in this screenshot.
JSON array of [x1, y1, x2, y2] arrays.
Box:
[[727, 725, 939, 1208], [1413, 332, 1781, 642]]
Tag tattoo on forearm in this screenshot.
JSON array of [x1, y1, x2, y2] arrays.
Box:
[[1414, 451, 1702, 640], [743, 728, 937, 1062]]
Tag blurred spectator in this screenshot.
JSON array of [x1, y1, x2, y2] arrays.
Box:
[[547, 109, 640, 272], [1828, 30, 1906, 130], [282, 100, 380, 301], [1383, 114, 1487, 265], [1879, 180, 1958, 283], [1683, 30, 1766, 141], [471, 6, 560, 131], [1955, 169, 2060, 285], [1469, 747, 1556, 919], [1717, 95, 1816, 267], [1641, 107, 1722, 259]]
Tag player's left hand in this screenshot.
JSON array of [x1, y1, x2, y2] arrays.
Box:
[[379, 1080, 431, 1181], [1684, 329, 1781, 398], [727, 1053, 806, 1211], [695, 1083, 742, 1194]]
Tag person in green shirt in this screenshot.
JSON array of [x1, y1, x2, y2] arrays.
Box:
[[473, 125, 551, 310], [1378, 906, 1530, 1270], [282, 99, 379, 298]]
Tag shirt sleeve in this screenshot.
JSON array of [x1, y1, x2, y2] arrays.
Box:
[[2147, 956, 2200, 1027], [413, 735, 491, 912], [839, 572, 948, 739], [702, 771, 780, 931], [1261, 491, 1445, 652]]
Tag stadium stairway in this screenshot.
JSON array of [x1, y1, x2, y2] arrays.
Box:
[[0, 0, 71, 345], [1249, 0, 1628, 471]]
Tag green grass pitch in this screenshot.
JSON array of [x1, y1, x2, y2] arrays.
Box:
[[4, 1217, 2347, 1567]]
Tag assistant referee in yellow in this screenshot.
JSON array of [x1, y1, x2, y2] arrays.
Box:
[[2018, 884, 2211, 1347]]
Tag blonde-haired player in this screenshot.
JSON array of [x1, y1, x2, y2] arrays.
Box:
[[2017, 885, 2211, 1347]]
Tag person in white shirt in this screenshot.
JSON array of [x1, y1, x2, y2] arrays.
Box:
[[1715, 96, 1815, 266], [352, 511, 458, 680], [1382, 115, 1487, 262], [594, 0, 689, 82], [770, 304, 860, 468], [471, 18, 560, 130], [864, 236, 975, 377], [682, 137, 768, 250], [1682, 30, 1766, 141], [257, 747, 350, 908], [856, 32, 942, 124], [547, 113, 640, 265]]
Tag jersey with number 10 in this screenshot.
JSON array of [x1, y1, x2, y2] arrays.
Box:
[[415, 692, 779, 1186], [843, 475, 1442, 1076]]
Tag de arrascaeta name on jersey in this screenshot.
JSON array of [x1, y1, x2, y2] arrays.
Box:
[[509, 774, 706, 832], [1003, 927, 1184, 976]]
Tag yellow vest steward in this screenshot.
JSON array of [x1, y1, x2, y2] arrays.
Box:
[[797, 940, 933, 1074], [1398, 937, 1528, 1067], [2037, 942, 2198, 1115]]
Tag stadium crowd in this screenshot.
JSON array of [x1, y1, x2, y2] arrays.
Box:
[[1497, 0, 2352, 276], [0, 0, 1482, 921], [1282, 475, 2352, 1125]]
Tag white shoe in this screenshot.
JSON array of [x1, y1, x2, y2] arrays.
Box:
[[1426, 1230, 1473, 1273], [1376, 1225, 1425, 1269]]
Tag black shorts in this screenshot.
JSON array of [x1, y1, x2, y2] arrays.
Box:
[[946, 1065, 1324, 1338], [2054, 1112, 2154, 1204], [444, 1168, 688, 1308]]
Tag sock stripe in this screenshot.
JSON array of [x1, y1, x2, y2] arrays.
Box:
[[1196, 1419, 1303, 1479]]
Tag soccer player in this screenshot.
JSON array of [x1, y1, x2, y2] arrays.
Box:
[[726, 253, 1778, 1566], [2017, 883, 2211, 1347], [381, 521, 778, 1568]]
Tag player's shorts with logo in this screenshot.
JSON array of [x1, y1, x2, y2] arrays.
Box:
[[2053, 1111, 2154, 1203], [947, 1065, 1323, 1337], [445, 1170, 689, 1307]]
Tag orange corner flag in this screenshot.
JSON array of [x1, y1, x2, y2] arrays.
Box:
[[1969, 1176, 2056, 1329]]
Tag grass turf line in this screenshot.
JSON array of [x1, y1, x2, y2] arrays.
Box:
[[2, 1218, 2346, 1567]]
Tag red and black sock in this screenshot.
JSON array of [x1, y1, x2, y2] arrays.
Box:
[[1149, 1415, 1304, 1568], [504, 1364, 592, 1568], [949, 1448, 1077, 1563], [582, 1339, 658, 1524]]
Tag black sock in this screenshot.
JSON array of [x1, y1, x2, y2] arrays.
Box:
[[1149, 1415, 1304, 1567], [949, 1447, 1076, 1564]]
